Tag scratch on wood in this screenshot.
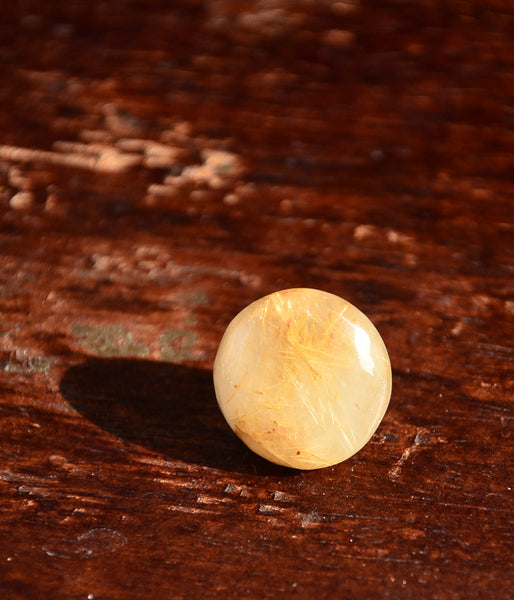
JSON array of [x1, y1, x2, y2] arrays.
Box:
[[223, 483, 250, 497], [388, 427, 432, 480], [42, 528, 127, 559], [272, 490, 295, 502], [196, 494, 231, 505], [166, 505, 213, 515], [0, 143, 142, 173], [298, 511, 322, 527]]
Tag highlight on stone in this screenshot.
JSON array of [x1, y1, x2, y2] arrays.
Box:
[[213, 288, 392, 470]]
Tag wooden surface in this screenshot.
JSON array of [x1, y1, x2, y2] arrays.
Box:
[[1, 1, 513, 598]]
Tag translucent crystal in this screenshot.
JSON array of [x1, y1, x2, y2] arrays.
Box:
[[213, 288, 392, 469]]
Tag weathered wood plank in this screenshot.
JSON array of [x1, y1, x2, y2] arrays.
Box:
[[0, 1, 513, 598]]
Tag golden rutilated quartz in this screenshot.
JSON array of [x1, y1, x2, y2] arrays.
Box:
[[213, 288, 392, 469]]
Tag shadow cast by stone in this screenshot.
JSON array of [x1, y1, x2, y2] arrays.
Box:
[[60, 357, 293, 476]]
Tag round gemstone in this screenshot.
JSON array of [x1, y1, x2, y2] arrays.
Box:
[[213, 288, 392, 469]]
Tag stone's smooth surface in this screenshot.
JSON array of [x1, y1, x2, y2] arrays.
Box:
[[213, 288, 392, 470]]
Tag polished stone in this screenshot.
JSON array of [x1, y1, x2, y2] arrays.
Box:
[[213, 288, 392, 469]]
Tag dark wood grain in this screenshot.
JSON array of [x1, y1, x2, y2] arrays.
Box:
[[1, 1, 513, 599]]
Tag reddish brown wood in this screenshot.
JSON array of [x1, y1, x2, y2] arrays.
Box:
[[0, 1, 513, 599]]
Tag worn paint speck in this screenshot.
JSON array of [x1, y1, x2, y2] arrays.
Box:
[[29, 356, 53, 373], [160, 328, 197, 361], [70, 323, 149, 357], [179, 290, 210, 306], [1, 354, 52, 374], [2, 360, 22, 373]]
